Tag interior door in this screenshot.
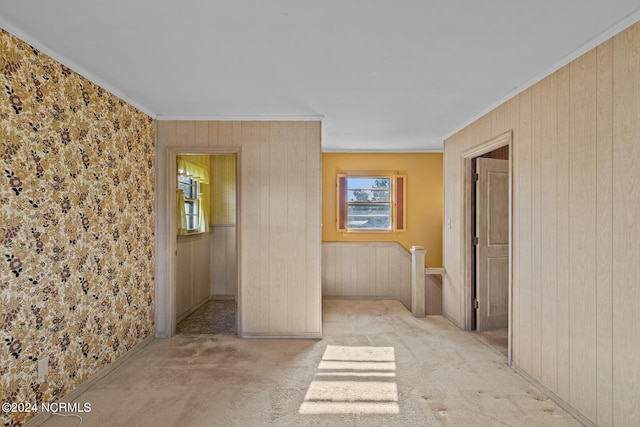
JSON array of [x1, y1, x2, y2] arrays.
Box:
[[476, 158, 509, 331]]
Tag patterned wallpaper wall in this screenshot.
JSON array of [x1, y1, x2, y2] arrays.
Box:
[[0, 29, 155, 426]]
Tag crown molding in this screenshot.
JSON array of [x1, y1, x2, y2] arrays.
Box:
[[156, 115, 324, 121]]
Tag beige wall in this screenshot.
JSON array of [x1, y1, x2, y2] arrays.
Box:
[[322, 242, 411, 308], [210, 225, 237, 297], [443, 21, 640, 426], [156, 121, 322, 338], [176, 233, 210, 321]]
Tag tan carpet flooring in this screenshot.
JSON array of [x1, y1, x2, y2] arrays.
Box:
[[35, 299, 578, 426]]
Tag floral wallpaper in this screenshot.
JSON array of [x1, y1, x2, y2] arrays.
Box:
[[0, 29, 155, 426]]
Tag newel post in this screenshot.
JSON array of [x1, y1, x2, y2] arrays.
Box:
[[410, 246, 426, 317]]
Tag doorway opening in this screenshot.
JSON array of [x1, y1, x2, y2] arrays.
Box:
[[174, 153, 238, 335], [156, 147, 240, 338], [461, 131, 513, 364]]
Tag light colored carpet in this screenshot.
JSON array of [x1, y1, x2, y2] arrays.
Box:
[[35, 299, 578, 426]]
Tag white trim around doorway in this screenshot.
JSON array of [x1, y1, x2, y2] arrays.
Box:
[[460, 130, 513, 366], [155, 146, 241, 338]]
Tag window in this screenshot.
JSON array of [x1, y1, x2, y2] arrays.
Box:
[[337, 173, 406, 232], [176, 155, 210, 235], [178, 175, 200, 232]]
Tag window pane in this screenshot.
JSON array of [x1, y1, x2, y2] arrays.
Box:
[[348, 204, 391, 215], [347, 204, 391, 230], [185, 201, 197, 215], [186, 214, 198, 230], [178, 176, 194, 198], [348, 216, 391, 229], [347, 177, 390, 190], [178, 182, 191, 197], [347, 189, 390, 202]]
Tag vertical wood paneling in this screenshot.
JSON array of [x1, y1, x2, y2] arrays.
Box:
[[442, 136, 462, 325], [491, 102, 506, 135], [225, 227, 237, 294], [287, 123, 307, 332], [596, 39, 614, 427], [219, 121, 234, 145], [556, 64, 571, 401], [208, 121, 219, 146], [376, 247, 389, 296], [357, 248, 370, 295], [568, 51, 598, 421], [176, 234, 210, 320], [238, 122, 260, 332], [194, 235, 211, 304], [517, 88, 533, 373], [257, 122, 272, 329], [536, 74, 558, 392], [389, 253, 402, 302], [233, 121, 242, 146], [474, 112, 493, 144], [320, 243, 411, 307], [194, 121, 209, 147], [157, 119, 321, 337], [175, 238, 190, 317], [323, 246, 335, 295], [443, 21, 640, 426], [268, 122, 289, 332], [210, 226, 237, 296], [530, 82, 543, 380], [306, 122, 322, 332], [156, 121, 176, 148], [505, 96, 520, 366], [176, 120, 195, 145], [369, 249, 377, 296], [340, 245, 350, 295], [612, 24, 640, 427]]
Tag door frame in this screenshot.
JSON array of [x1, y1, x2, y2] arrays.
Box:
[[460, 130, 513, 365], [155, 145, 241, 338]]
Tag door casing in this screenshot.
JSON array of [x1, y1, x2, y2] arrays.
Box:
[[460, 131, 513, 365], [155, 146, 241, 338]]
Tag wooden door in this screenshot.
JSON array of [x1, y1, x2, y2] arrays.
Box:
[[476, 158, 509, 331]]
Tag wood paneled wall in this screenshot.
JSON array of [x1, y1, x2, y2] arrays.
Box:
[[322, 242, 411, 309], [210, 225, 237, 297], [156, 121, 322, 338], [443, 21, 640, 426], [176, 233, 210, 321]]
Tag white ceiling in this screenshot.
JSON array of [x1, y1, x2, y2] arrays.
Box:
[[1, 1, 640, 151]]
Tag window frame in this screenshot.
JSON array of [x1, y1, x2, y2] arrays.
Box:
[[336, 172, 406, 233], [178, 174, 201, 233]]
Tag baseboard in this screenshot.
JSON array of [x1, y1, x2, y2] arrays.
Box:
[[26, 334, 155, 426], [210, 294, 236, 301], [241, 332, 323, 339], [322, 295, 396, 300], [510, 363, 596, 427]]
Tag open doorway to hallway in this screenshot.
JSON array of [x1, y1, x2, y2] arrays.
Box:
[[461, 132, 512, 362], [174, 153, 238, 336]]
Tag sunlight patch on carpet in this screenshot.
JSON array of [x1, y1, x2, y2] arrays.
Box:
[[299, 345, 399, 415]]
